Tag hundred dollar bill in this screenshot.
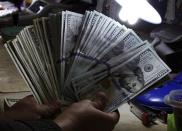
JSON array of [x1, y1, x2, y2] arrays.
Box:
[[64, 11, 83, 75], [72, 11, 91, 53], [82, 21, 128, 72], [86, 16, 113, 56], [65, 11, 104, 83], [90, 21, 127, 58], [73, 29, 143, 77], [42, 18, 59, 90], [33, 18, 59, 92], [81, 29, 144, 80], [13, 25, 59, 103], [13, 38, 53, 103], [105, 46, 171, 112], [48, 13, 60, 61], [48, 13, 62, 87], [106, 40, 152, 67], [75, 46, 171, 112], [68, 28, 142, 82], [78, 11, 101, 52], [73, 11, 102, 64], [60, 11, 66, 88], [71, 42, 151, 93], [34, 18, 56, 79], [65, 11, 100, 86], [99, 29, 143, 61], [81, 11, 108, 55], [39, 19, 60, 100]]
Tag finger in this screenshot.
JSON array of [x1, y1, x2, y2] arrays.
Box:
[[37, 101, 61, 118], [93, 109, 120, 125], [22, 95, 35, 103], [24, 95, 34, 98], [38, 105, 56, 118], [92, 92, 108, 110], [107, 110, 120, 124], [49, 100, 62, 110]]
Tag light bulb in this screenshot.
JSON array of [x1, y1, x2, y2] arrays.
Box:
[[128, 16, 138, 25], [118, 7, 128, 22], [116, 0, 162, 25]]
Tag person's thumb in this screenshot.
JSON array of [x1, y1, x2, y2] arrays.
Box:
[[37, 101, 61, 118], [93, 92, 109, 110], [107, 110, 120, 124]]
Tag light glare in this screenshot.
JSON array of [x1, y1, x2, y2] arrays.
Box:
[[116, 0, 162, 25]]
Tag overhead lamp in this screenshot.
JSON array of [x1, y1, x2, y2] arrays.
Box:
[[115, 0, 162, 25]]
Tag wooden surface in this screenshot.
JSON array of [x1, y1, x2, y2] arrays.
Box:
[[114, 104, 167, 131], [0, 41, 29, 93]]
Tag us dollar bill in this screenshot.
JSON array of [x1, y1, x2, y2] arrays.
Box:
[[84, 29, 143, 72], [48, 13, 62, 86], [78, 11, 101, 52], [64, 11, 83, 75], [67, 29, 143, 82], [81, 12, 108, 55], [65, 11, 101, 86], [82, 21, 128, 72], [71, 42, 151, 94], [25, 24, 58, 100], [74, 46, 171, 112], [105, 46, 171, 112], [100, 29, 143, 61]]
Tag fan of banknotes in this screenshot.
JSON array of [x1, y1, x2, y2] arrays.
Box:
[[5, 10, 171, 112]]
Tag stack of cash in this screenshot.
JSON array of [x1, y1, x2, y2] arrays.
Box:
[[5, 11, 171, 112]]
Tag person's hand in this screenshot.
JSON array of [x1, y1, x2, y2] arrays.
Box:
[[54, 92, 120, 131], [2, 95, 61, 120]]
